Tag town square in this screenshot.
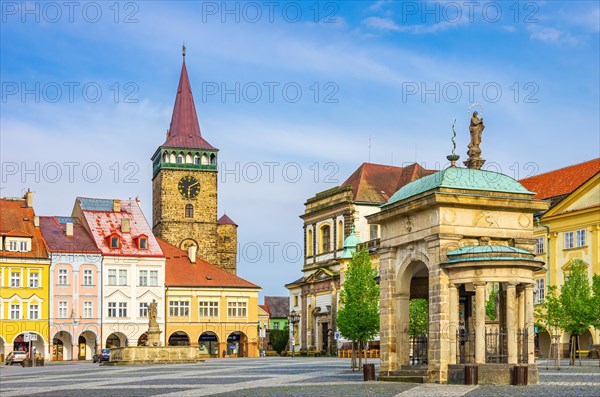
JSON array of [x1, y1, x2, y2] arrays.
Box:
[[1, 0, 599, 395]]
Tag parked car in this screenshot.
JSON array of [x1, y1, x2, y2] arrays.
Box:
[[5, 351, 27, 365], [97, 349, 110, 363]]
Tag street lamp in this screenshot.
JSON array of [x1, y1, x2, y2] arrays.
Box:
[[288, 310, 301, 358]]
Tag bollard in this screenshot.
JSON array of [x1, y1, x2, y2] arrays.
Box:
[[513, 365, 528, 385], [363, 363, 376, 381], [464, 365, 478, 385]]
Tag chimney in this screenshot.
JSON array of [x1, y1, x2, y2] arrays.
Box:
[[25, 190, 33, 208], [66, 222, 74, 237], [113, 200, 121, 212], [33, 216, 39, 227], [121, 218, 131, 233], [188, 245, 197, 263]]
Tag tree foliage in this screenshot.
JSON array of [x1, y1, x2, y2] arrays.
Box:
[[485, 286, 498, 321], [337, 248, 380, 368], [409, 299, 428, 336], [269, 329, 289, 355]]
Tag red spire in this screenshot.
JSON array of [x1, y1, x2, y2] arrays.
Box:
[[162, 53, 216, 150]]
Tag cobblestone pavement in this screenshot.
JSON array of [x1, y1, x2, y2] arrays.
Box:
[[0, 358, 597, 397]]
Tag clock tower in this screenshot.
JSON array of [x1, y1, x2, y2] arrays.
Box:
[[151, 49, 237, 274]]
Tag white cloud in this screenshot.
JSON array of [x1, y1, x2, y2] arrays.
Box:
[[530, 27, 580, 46], [362, 16, 467, 34]]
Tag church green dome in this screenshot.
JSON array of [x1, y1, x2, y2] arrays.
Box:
[[384, 167, 534, 207], [340, 226, 361, 259]]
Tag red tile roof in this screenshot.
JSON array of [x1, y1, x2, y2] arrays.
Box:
[[159, 238, 260, 289], [217, 214, 237, 226], [259, 304, 270, 315], [0, 198, 48, 259], [77, 198, 163, 257], [342, 162, 437, 203], [520, 158, 600, 200], [39, 217, 101, 254], [162, 58, 216, 150]]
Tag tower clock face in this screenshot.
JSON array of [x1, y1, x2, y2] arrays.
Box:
[[178, 176, 200, 199]]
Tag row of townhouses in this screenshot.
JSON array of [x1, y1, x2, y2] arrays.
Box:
[[0, 52, 264, 361]]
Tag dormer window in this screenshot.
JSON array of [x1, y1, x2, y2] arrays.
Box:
[[111, 237, 119, 248], [135, 235, 149, 250]]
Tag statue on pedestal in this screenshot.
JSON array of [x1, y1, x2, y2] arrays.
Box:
[[147, 299, 162, 346], [464, 111, 486, 169]]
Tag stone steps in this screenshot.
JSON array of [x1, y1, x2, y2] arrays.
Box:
[[378, 366, 428, 383]]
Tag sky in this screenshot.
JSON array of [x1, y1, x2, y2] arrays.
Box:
[[1, 0, 599, 298]]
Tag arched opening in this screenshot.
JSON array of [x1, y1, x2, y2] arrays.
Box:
[[185, 153, 193, 164], [137, 333, 148, 346], [226, 331, 247, 357], [0, 336, 5, 362], [185, 204, 194, 218], [177, 152, 184, 164], [536, 329, 552, 359], [307, 229, 313, 257], [163, 152, 169, 163], [210, 153, 216, 165], [52, 331, 73, 361], [201, 154, 209, 165], [78, 331, 98, 360], [194, 155, 200, 165], [199, 332, 219, 357], [397, 260, 429, 366], [169, 152, 176, 163], [337, 220, 343, 249], [13, 332, 46, 359], [105, 332, 126, 349], [319, 224, 331, 254], [168, 331, 190, 346]]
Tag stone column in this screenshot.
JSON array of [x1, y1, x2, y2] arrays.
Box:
[[397, 293, 410, 365], [474, 282, 487, 364], [518, 286, 525, 331], [506, 282, 518, 364], [378, 247, 397, 374], [524, 283, 535, 364], [448, 283, 459, 364]]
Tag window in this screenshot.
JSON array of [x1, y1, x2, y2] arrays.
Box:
[[535, 279, 545, 304], [274, 322, 280, 330], [177, 155, 183, 164], [185, 204, 194, 218], [110, 236, 119, 249], [139, 237, 148, 249], [29, 304, 39, 319], [139, 270, 148, 286], [58, 301, 68, 318], [227, 301, 247, 318], [337, 220, 344, 249], [11, 271, 20, 287], [10, 304, 20, 319], [320, 225, 331, 254], [83, 301, 93, 319], [118, 269, 127, 286], [108, 269, 117, 286], [108, 302, 117, 317], [83, 269, 93, 286], [29, 272, 39, 288], [169, 301, 190, 317], [199, 301, 219, 317], [139, 302, 148, 318], [20, 241, 28, 251], [118, 302, 127, 317], [294, 295, 299, 307], [149, 271, 158, 286], [370, 224, 379, 240], [58, 269, 68, 285], [576, 229, 586, 247], [565, 229, 586, 249], [8, 240, 18, 251], [535, 237, 544, 254], [307, 229, 313, 257]]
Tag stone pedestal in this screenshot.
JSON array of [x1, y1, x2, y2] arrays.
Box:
[[147, 328, 162, 347]]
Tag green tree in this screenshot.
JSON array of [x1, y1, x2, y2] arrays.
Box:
[[560, 259, 595, 365], [269, 328, 289, 355], [535, 284, 564, 368], [337, 248, 380, 370], [409, 299, 428, 336], [485, 286, 498, 321]]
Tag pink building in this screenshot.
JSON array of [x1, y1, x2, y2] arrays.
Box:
[[39, 216, 102, 361]]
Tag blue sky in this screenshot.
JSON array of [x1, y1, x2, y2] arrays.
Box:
[[1, 0, 599, 298]]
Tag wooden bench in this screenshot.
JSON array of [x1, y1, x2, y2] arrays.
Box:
[[575, 350, 590, 358]]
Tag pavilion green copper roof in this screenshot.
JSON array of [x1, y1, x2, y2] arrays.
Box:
[[383, 167, 534, 207], [340, 226, 361, 259], [447, 245, 532, 256], [443, 245, 537, 265]]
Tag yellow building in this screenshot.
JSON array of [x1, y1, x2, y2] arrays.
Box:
[[521, 158, 600, 356], [0, 192, 51, 360], [159, 238, 261, 357]]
